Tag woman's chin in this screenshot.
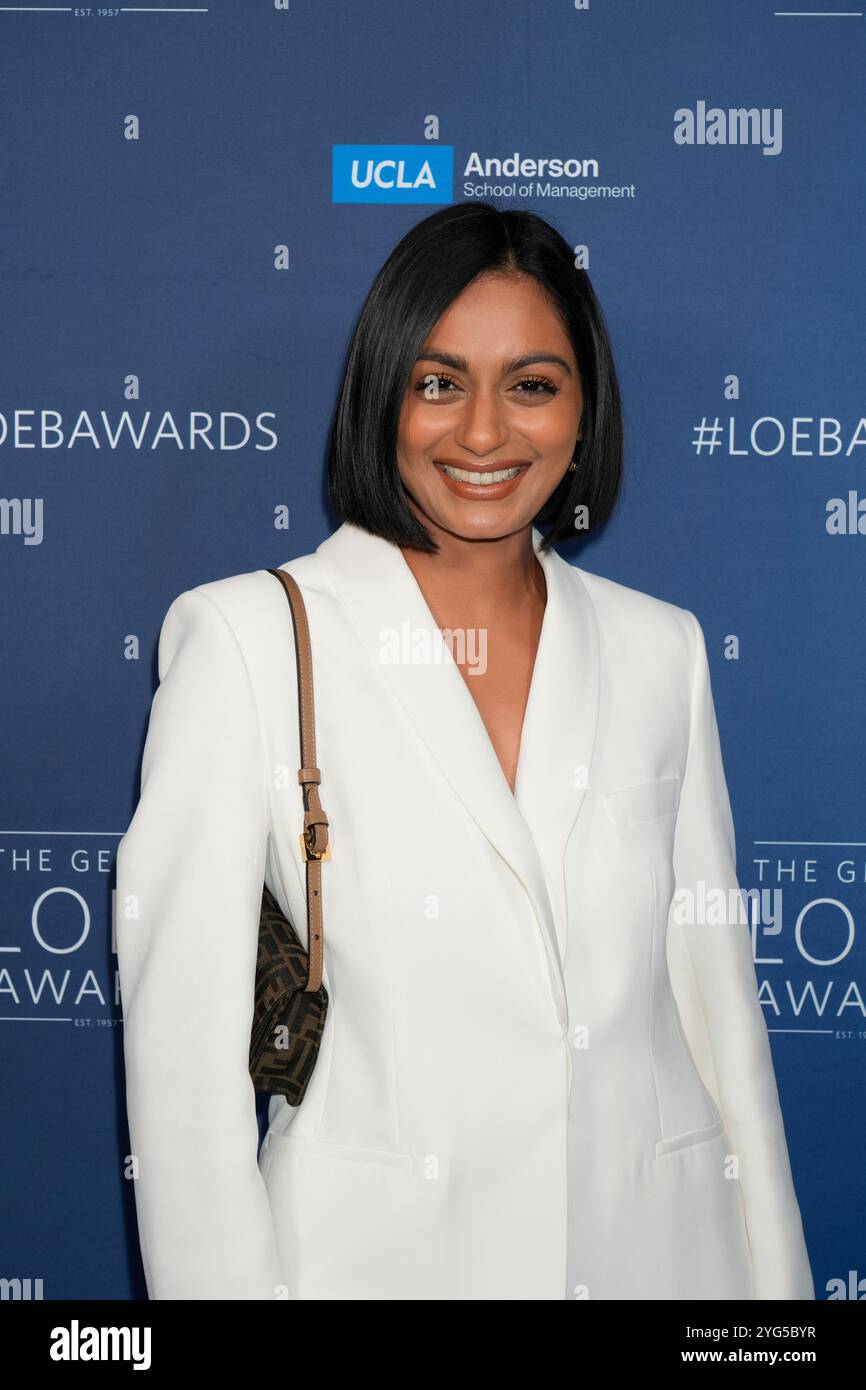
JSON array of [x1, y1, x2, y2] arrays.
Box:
[[404, 489, 539, 544], [425, 505, 535, 544]]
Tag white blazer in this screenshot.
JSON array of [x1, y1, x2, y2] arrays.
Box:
[[115, 520, 814, 1301]]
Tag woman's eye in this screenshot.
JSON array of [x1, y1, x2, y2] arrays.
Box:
[[414, 373, 459, 399], [512, 376, 558, 398]]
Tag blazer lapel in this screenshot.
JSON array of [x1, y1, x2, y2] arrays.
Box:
[[315, 521, 600, 1028], [513, 539, 600, 966]]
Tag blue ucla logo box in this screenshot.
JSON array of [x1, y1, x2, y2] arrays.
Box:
[[332, 145, 453, 203]]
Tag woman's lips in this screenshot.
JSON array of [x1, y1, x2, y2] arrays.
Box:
[[433, 460, 531, 501]]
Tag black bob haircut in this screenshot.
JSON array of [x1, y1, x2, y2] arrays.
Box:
[[326, 201, 623, 553]]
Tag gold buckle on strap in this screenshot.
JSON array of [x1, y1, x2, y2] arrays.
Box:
[[299, 830, 331, 863]]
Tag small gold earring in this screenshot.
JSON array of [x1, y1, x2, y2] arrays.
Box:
[[568, 458, 578, 472]]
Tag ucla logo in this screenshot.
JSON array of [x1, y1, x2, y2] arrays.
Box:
[[332, 145, 453, 203]]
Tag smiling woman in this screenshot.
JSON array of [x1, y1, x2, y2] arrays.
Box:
[[398, 274, 584, 521], [328, 200, 620, 554], [116, 201, 814, 1302]]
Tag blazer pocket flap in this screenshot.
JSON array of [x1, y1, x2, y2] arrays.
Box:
[[655, 1116, 725, 1159], [603, 775, 681, 830], [266, 1132, 415, 1172]]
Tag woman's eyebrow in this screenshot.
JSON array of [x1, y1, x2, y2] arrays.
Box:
[[415, 350, 573, 376]]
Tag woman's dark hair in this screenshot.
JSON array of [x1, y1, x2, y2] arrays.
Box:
[[326, 201, 622, 552]]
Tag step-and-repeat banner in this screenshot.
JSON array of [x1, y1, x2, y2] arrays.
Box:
[[1, 1, 863, 1301]]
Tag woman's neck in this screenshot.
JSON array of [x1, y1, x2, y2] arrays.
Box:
[[399, 524, 546, 627]]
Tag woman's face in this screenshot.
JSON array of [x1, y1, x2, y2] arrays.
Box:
[[396, 272, 583, 544]]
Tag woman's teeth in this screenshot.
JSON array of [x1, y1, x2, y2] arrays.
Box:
[[440, 464, 524, 485]]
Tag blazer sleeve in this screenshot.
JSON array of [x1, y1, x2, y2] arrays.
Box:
[[668, 610, 814, 1301], [115, 585, 283, 1300]]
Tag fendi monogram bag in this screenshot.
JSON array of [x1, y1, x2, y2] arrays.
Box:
[[248, 568, 330, 1106]]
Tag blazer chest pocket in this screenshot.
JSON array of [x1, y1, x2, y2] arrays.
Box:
[[602, 776, 681, 872]]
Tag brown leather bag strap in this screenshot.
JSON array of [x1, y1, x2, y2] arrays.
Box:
[[267, 568, 329, 993]]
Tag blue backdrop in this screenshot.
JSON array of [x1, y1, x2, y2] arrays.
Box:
[[1, 0, 863, 1301]]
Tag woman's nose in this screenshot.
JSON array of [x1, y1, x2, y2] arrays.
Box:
[[451, 385, 509, 456]]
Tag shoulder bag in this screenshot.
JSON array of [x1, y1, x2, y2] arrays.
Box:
[[248, 567, 330, 1106]]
